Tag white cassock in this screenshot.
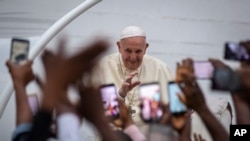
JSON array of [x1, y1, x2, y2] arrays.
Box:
[[91, 53, 173, 132]]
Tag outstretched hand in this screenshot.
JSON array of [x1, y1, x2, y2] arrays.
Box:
[[76, 81, 122, 141], [118, 71, 141, 98], [76, 81, 106, 124], [40, 38, 109, 111], [6, 60, 35, 86], [176, 58, 206, 112], [42, 38, 109, 89]]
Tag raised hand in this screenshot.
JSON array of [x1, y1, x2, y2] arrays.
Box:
[[41, 38, 109, 111], [42, 38, 109, 89], [118, 71, 141, 98], [176, 58, 206, 112], [6, 60, 35, 86], [6, 60, 35, 126], [76, 82, 121, 141], [177, 58, 229, 141]]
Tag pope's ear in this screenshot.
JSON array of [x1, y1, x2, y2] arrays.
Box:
[[117, 41, 122, 53], [144, 43, 149, 54], [146, 43, 149, 49]]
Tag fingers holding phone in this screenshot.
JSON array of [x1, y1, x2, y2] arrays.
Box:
[[6, 60, 34, 86]]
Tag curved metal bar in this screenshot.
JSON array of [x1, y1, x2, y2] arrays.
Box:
[[0, 0, 102, 117]]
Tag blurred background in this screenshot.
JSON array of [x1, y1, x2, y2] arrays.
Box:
[[1, 0, 250, 140]]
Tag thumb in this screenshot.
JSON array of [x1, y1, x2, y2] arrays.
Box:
[[177, 93, 187, 105]]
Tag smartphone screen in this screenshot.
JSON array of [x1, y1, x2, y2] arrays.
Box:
[[224, 42, 250, 61], [100, 84, 120, 119], [139, 82, 162, 122], [193, 61, 214, 79], [28, 94, 39, 116], [10, 38, 29, 65], [168, 81, 187, 116]]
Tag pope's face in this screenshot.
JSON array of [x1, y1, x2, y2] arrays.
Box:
[[117, 36, 148, 70]]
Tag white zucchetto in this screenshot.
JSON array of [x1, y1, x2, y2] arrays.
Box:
[[120, 26, 146, 40]]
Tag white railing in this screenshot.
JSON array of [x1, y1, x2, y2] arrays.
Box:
[[0, 0, 102, 118]]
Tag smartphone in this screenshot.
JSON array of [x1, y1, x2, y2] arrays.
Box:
[[28, 94, 39, 116], [139, 82, 162, 122], [193, 61, 214, 79], [10, 38, 29, 65], [99, 84, 120, 119], [168, 81, 187, 116], [211, 67, 242, 92], [224, 42, 250, 61]]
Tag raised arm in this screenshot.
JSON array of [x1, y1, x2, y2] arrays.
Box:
[[28, 38, 110, 141], [6, 60, 34, 126], [177, 58, 229, 141]]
